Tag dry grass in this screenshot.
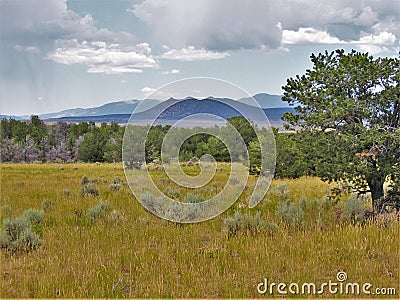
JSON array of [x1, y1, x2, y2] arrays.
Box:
[[1, 163, 399, 298]]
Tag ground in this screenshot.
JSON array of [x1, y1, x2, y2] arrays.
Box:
[[0, 163, 399, 298]]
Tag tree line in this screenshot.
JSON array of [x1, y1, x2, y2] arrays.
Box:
[[1, 49, 398, 210]]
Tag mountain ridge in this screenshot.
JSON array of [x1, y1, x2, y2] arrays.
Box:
[[1, 93, 287, 120]]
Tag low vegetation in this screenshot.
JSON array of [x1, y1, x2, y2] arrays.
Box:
[[0, 163, 398, 298]]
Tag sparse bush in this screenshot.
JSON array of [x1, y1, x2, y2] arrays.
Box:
[[109, 183, 122, 191], [224, 211, 278, 238], [42, 199, 56, 212], [299, 196, 308, 209], [0, 215, 42, 251], [63, 189, 71, 196], [87, 200, 111, 222], [229, 177, 240, 185], [2, 216, 29, 241], [158, 177, 171, 185], [80, 183, 99, 197], [81, 176, 89, 185], [22, 209, 45, 225], [107, 209, 124, 224], [276, 201, 305, 228], [343, 197, 366, 224], [139, 192, 162, 215], [269, 182, 290, 198], [90, 177, 107, 183], [250, 193, 262, 204], [113, 176, 123, 184], [183, 193, 205, 203], [165, 187, 181, 198]]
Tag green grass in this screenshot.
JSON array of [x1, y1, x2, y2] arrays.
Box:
[[0, 163, 399, 298]]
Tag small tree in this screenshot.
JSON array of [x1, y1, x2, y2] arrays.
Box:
[[282, 49, 399, 211]]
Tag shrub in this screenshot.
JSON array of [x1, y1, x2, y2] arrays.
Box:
[[269, 182, 290, 199], [229, 177, 240, 185], [90, 177, 107, 183], [183, 193, 205, 203], [113, 176, 123, 184], [81, 176, 89, 185], [109, 183, 122, 191], [80, 183, 99, 197], [139, 193, 163, 215], [0, 216, 42, 251], [343, 197, 366, 224], [42, 199, 56, 212], [22, 209, 45, 225], [2, 217, 29, 241], [158, 177, 171, 185], [276, 201, 305, 228], [250, 192, 262, 204], [87, 200, 111, 222], [165, 187, 181, 198], [107, 209, 124, 223], [224, 211, 278, 238], [63, 189, 71, 196]]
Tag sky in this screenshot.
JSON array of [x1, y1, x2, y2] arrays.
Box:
[[0, 0, 399, 115]]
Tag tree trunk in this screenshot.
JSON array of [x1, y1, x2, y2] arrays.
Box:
[[366, 176, 385, 212]]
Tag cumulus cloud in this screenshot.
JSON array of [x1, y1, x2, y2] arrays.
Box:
[[46, 40, 158, 74], [162, 69, 180, 75], [131, 0, 400, 53], [1, 0, 147, 75], [282, 28, 345, 45], [159, 46, 229, 61], [141, 86, 157, 97]]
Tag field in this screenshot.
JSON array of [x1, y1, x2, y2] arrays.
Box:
[[1, 163, 399, 298]]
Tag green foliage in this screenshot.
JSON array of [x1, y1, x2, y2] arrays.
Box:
[[87, 200, 112, 223], [343, 197, 366, 224], [63, 189, 71, 196], [79, 183, 99, 197], [282, 49, 399, 210], [224, 211, 278, 238]]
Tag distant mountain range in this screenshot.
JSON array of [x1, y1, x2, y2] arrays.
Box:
[[2, 93, 294, 127]]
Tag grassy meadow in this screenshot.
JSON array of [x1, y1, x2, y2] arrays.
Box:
[[0, 163, 399, 298]]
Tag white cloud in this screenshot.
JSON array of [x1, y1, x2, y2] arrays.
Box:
[[14, 45, 40, 54], [162, 69, 180, 75], [357, 44, 389, 55], [159, 46, 229, 61], [46, 40, 158, 74], [141, 87, 157, 97], [131, 0, 400, 52], [282, 28, 344, 45], [356, 31, 396, 45]]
